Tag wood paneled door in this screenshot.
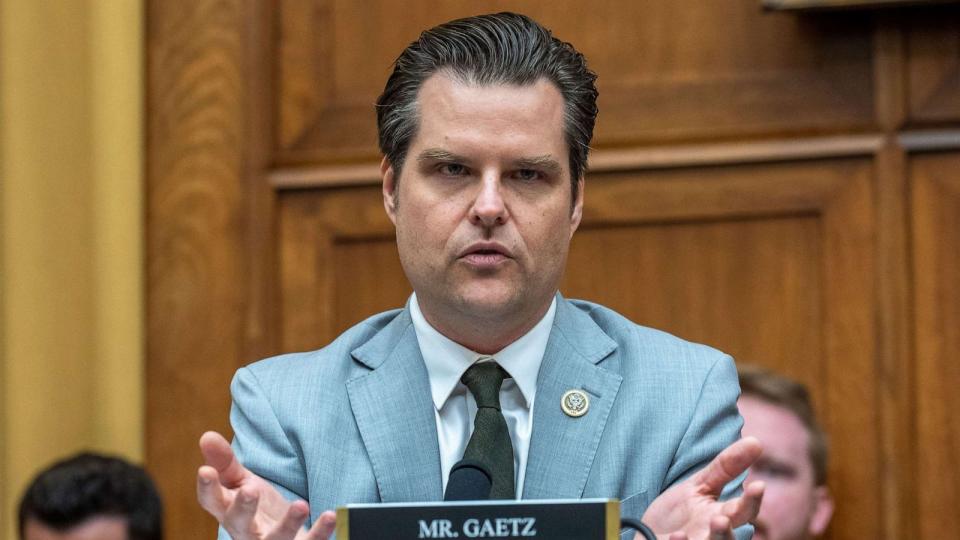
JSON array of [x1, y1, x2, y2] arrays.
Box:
[[148, 2, 960, 538]]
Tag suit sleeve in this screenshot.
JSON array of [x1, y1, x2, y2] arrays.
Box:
[[216, 366, 311, 539], [663, 354, 753, 540], [230, 365, 309, 497]]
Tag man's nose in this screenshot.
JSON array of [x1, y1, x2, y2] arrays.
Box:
[[469, 172, 508, 227]]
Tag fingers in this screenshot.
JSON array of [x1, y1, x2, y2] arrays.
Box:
[[664, 515, 735, 540], [222, 487, 261, 539], [695, 437, 762, 494], [197, 465, 232, 521], [200, 431, 249, 487], [708, 515, 735, 540], [263, 500, 310, 540], [267, 505, 335, 540], [721, 480, 764, 527], [197, 432, 329, 540], [206, 486, 328, 540], [305, 511, 337, 539]]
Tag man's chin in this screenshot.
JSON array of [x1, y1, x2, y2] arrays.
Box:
[[454, 293, 521, 318], [452, 286, 548, 320]]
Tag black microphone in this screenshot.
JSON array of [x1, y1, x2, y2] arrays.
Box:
[[444, 459, 493, 501]]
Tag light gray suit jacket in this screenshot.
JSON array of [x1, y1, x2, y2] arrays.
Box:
[[221, 297, 749, 539]]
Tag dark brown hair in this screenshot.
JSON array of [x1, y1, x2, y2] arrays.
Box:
[[18, 452, 163, 540]]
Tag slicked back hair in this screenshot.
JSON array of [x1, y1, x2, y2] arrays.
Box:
[[18, 452, 163, 540], [738, 364, 830, 486], [376, 12, 598, 202]]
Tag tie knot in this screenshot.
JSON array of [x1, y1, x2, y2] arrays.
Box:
[[461, 361, 508, 410]]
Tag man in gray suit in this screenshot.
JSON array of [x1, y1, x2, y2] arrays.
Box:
[[197, 13, 764, 540]]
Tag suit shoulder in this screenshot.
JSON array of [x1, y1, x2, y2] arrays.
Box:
[[562, 299, 740, 433], [564, 298, 731, 370], [241, 308, 404, 383]]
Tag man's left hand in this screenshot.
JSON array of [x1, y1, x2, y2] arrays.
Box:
[[639, 436, 764, 540]]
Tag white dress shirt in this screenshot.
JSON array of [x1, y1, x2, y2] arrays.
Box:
[[409, 293, 557, 498]]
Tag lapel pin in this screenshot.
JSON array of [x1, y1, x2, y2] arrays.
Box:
[[561, 389, 589, 417]]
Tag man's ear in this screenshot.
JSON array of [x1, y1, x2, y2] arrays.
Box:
[[381, 156, 398, 224], [569, 177, 584, 238], [808, 486, 834, 537]]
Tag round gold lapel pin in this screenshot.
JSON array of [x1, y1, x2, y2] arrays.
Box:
[[561, 389, 590, 417]]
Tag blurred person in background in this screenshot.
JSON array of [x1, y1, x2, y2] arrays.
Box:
[[18, 452, 163, 540], [738, 364, 834, 540]]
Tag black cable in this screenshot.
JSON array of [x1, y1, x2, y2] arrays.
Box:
[[620, 517, 657, 540]]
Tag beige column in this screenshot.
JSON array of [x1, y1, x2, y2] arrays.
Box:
[[0, 1, 143, 538]]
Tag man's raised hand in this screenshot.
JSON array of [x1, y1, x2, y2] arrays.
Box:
[[197, 431, 336, 540], [640, 436, 764, 540]]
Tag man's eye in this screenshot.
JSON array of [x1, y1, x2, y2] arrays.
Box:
[[514, 169, 541, 181], [438, 163, 467, 176], [751, 462, 797, 479]]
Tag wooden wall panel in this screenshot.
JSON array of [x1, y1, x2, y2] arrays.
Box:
[[146, 2, 247, 538], [905, 7, 960, 123], [279, 188, 409, 351], [568, 216, 823, 374], [147, 1, 960, 538], [276, 0, 875, 165], [912, 151, 960, 538], [564, 159, 878, 540], [147, 1, 278, 537]]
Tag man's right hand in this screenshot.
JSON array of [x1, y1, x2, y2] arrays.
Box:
[[197, 431, 337, 539]]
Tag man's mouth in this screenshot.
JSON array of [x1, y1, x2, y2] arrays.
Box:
[[459, 243, 512, 266]]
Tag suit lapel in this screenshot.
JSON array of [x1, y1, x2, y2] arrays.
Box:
[[523, 297, 622, 499], [347, 310, 443, 503]]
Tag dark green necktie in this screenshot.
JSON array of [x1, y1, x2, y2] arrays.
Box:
[[460, 361, 515, 499]]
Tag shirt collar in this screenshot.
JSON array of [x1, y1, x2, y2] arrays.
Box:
[[410, 293, 556, 412]]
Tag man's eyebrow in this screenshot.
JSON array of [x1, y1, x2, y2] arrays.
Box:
[[416, 149, 467, 163], [415, 150, 563, 175], [513, 155, 563, 175], [754, 456, 799, 473]]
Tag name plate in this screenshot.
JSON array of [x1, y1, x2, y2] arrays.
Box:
[[335, 498, 619, 540]]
